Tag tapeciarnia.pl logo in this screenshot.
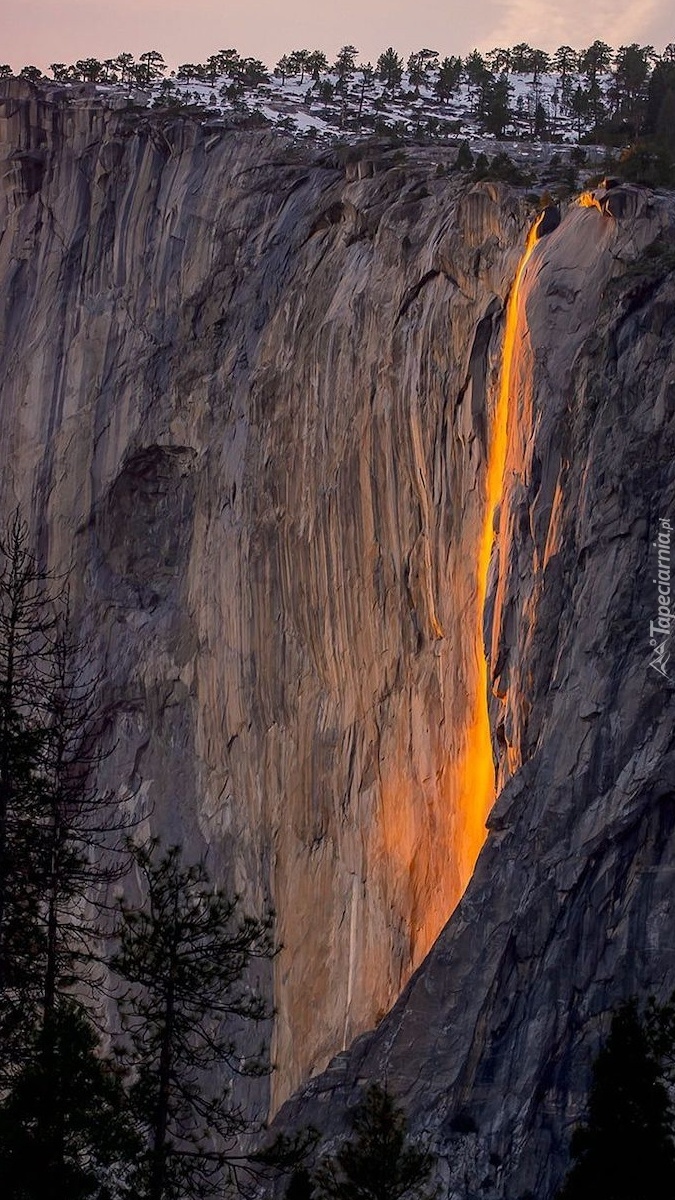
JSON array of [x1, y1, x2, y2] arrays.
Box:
[[649, 518, 673, 680]]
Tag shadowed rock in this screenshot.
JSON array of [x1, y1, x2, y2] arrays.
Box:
[[535, 203, 560, 237]]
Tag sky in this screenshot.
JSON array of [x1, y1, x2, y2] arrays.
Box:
[[3, 0, 672, 72]]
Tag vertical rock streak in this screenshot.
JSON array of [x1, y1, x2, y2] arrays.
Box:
[[458, 222, 540, 872]]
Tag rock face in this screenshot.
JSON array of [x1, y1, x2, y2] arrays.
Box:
[[276, 194, 675, 1196], [2, 80, 674, 1194], [0, 81, 528, 1111]]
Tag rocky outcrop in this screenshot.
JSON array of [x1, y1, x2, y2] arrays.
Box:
[[0, 80, 528, 1111], [275, 189, 675, 1196]]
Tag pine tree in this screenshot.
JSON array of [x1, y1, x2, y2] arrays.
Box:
[[112, 841, 276, 1200], [455, 140, 474, 170], [0, 513, 133, 1082], [334, 46, 358, 97], [275, 55, 292, 85], [553, 45, 577, 105], [314, 1083, 435, 1200], [289, 50, 311, 84], [558, 999, 675, 1200], [115, 53, 136, 85], [581, 40, 613, 89], [377, 48, 403, 93], [482, 75, 512, 136], [137, 51, 166, 87], [406, 54, 427, 96], [511, 43, 534, 73], [486, 48, 511, 73], [570, 85, 590, 140], [0, 513, 58, 1077], [0, 999, 138, 1200], [464, 50, 493, 117], [357, 64, 375, 123], [436, 57, 462, 102], [307, 52, 329, 82], [37, 600, 131, 1022], [0, 514, 141, 1200], [612, 43, 653, 137]]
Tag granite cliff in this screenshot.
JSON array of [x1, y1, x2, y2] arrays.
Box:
[[274, 188, 675, 1196], [1, 80, 674, 1195], [0, 79, 527, 1109]]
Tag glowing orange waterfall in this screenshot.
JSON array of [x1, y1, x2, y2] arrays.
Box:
[[457, 220, 541, 880]]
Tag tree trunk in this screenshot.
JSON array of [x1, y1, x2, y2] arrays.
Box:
[[0, 587, 20, 995], [149, 920, 178, 1200]]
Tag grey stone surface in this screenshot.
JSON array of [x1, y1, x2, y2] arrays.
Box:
[[0, 81, 526, 1112], [2, 80, 674, 1195], [275, 190, 675, 1197]]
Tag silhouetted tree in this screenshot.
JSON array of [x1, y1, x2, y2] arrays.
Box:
[[0, 514, 57, 1074], [0, 1000, 137, 1200], [286, 1167, 315, 1200], [570, 84, 590, 140], [377, 48, 404, 92], [176, 63, 202, 85], [407, 53, 427, 96], [0, 514, 132, 1083], [218, 49, 241, 78], [275, 55, 291, 85], [553, 45, 577, 103], [357, 64, 375, 123], [436, 56, 462, 101], [482, 74, 512, 136], [486, 48, 511, 73], [581, 40, 613, 87], [203, 54, 223, 85], [137, 51, 166, 87], [236, 58, 269, 88], [334, 45, 358, 95], [455, 139, 474, 170], [317, 79, 335, 111], [73, 58, 104, 82], [307, 51, 329, 81], [112, 841, 275, 1200], [557, 1000, 675, 1200], [511, 42, 534, 73], [314, 1083, 434, 1200], [464, 49, 493, 117], [115, 53, 136, 85], [530, 49, 551, 83], [646, 59, 675, 145], [101, 59, 119, 83], [612, 43, 653, 136], [289, 50, 311, 84], [534, 101, 548, 138]]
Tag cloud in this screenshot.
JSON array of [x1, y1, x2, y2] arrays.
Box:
[[486, 0, 662, 52]]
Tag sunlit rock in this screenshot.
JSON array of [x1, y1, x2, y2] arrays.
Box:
[[275, 177, 675, 1199], [0, 80, 527, 1111]]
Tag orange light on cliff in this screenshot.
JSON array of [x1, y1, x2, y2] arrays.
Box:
[[578, 191, 602, 210], [458, 220, 541, 878]]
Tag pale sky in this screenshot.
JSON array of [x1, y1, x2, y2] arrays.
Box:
[[3, 0, 673, 72]]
